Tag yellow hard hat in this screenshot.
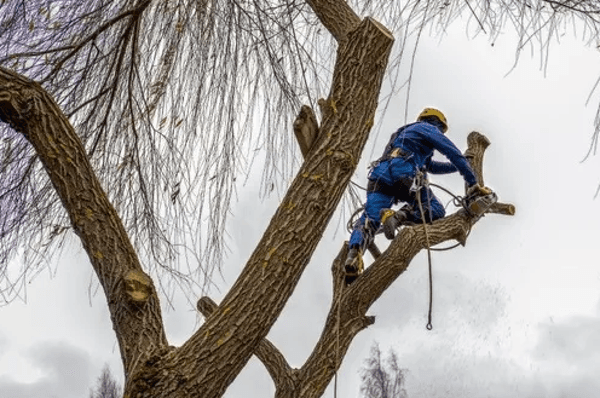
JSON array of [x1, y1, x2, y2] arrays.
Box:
[[417, 108, 448, 133]]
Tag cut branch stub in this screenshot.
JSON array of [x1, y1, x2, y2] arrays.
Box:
[[463, 130, 515, 216], [464, 131, 490, 186], [124, 269, 152, 304], [293, 105, 319, 158], [489, 202, 516, 215]]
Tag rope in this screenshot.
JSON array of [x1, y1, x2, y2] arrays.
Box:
[[349, 179, 367, 191], [415, 172, 434, 330], [346, 205, 365, 234], [333, 272, 343, 398], [415, 181, 474, 252]]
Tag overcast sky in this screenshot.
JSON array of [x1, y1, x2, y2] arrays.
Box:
[[2, 14, 600, 398]]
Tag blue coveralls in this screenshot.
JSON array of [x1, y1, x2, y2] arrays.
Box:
[[349, 120, 478, 251]]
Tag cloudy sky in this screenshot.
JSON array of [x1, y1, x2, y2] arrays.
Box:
[[2, 12, 600, 398]]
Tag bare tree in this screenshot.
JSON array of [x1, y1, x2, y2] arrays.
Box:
[[1, 0, 597, 397], [89, 365, 121, 398], [360, 343, 407, 398]]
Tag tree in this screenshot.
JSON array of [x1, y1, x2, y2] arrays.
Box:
[[89, 365, 122, 398], [360, 343, 407, 398], [1, 0, 597, 397]]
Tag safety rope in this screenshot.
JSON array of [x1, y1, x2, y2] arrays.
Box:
[[415, 172, 434, 330], [426, 182, 474, 252], [349, 179, 367, 191], [346, 205, 365, 234], [333, 275, 343, 398]]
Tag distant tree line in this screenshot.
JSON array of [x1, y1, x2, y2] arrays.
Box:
[[360, 343, 408, 398], [89, 365, 121, 398]]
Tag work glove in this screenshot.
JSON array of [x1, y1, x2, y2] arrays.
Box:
[[466, 184, 493, 197]]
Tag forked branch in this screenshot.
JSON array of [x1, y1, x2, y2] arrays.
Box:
[[197, 296, 296, 391]]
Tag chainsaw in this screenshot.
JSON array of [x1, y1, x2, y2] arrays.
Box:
[[465, 189, 497, 218]]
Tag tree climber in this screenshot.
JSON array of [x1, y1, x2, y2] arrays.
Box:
[[345, 108, 491, 284]]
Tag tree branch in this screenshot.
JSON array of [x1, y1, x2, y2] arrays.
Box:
[[464, 131, 489, 186], [304, 0, 361, 44], [291, 132, 515, 398], [0, 67, 168, 378], [197, 296, 296, 392], [144, 16, 393, 397]]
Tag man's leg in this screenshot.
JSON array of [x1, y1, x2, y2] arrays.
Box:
[[346, 189, 395, 284], [378, 175, 415, 239], [408, 186, 445, 223]]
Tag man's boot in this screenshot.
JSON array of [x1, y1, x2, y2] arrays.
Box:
[[380, 207, 409, 240], [344, 246, 364, 285]]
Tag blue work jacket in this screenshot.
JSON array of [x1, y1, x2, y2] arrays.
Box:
[[369, 121, 477, 187]]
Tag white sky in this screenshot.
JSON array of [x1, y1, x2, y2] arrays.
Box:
[[1, 15, 600, 398]]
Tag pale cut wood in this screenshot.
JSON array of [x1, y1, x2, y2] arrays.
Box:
[[293, 105, 319, 158]]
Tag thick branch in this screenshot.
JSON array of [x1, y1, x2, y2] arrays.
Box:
[[197, 296, 295, 391], [464, 131, 489, 186], [292, 132, 515, 398], [304, 0, 361, 43], [145, 17, 393, 397], [0, 67, 167, 377], [463, 131, 515, 216]]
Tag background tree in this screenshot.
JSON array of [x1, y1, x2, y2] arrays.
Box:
[[360, 343, 408, 398], [89, 365, 121, 398], [0, 0, 597, 397]]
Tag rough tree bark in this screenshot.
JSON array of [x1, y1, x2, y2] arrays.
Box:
[[198, 131, 514, 398], [0, 0, 514, 396], [0, 69, 168, 378], [0, 0, 396, 396]]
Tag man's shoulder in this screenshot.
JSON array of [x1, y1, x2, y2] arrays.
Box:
[[403, 121, 443, 136]]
